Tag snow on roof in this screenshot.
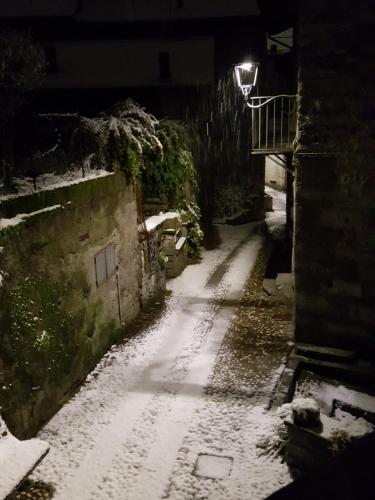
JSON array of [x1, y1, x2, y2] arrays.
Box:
[[0, 205, 62, 231]]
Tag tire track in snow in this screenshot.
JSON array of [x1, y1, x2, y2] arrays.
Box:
[[56, 279, 233, 499], [33, 226, 261, 499], [124, 238, 262, 500]]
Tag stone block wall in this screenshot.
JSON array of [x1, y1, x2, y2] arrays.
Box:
[[139, 212, 188, 304], [139, 230, 166, 306], [162, 226, 188, 279], [0, 172, 142, 437], [294, 0, 375, 358]]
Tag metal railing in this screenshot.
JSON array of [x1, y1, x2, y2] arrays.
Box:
[[250, 95, 297, 154]]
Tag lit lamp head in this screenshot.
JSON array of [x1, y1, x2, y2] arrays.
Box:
[[234, 62, 259, 100]]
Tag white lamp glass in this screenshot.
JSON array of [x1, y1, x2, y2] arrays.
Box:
[[234, 62, 259, 99]]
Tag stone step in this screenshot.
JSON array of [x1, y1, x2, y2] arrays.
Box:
[[295, 343, 356, 362], [290, 352, 375, 389]]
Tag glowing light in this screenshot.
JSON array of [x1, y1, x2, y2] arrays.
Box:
[[238, 63, 253, 71], [234, 61, 259, 100]]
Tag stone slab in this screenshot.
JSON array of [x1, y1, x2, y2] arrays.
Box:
[[0, 435, 49, 499], [193, 454, 233, 480], [295, 343, 356, 362]]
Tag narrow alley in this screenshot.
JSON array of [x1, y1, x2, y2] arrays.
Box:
[[1, 2, 375, 499], [28, 219, 292, 500]]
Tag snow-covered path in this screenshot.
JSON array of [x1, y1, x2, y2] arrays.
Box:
[[265, 186, 286, 236], [265, 185, 286, 213], [32, 224, 291, 499]]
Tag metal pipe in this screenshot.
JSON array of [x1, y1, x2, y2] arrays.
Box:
[[251, 103, 255, 148], [266, 101, 269, 150], [273, 99, 276, 149], [268, 35, 293, 50], [116, 270, 123, 327], [288, 98, 291, 144], [250, 95, 296, 99], [247, 94, 295, 109], [280, 97, 284, 147], [258, 98, 261, 148]]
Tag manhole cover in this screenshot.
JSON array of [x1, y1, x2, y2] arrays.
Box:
[[193, 453, 233, 480]]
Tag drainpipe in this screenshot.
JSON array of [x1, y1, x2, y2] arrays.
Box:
[[115, 266, 124, 327]]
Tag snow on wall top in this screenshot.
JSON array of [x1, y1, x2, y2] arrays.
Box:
[[0, 205, 62, 231], [0, 170, 113, 203], [143, 212, 180, 233]]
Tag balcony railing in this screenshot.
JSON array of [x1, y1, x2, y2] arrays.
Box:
[[250, 95, 297, 154]]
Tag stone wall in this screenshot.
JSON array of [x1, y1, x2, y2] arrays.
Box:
[[0, 172, 142, 437], [139, 230, 166, 306], [139, 212, 189, 304], [294, 0, 375, 358], [265, 156, 286, 191]]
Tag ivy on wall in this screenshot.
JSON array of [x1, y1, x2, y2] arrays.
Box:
[[144, 119, 198, 208], [74, 100, 203, 253], [73, 100, 198, 207]]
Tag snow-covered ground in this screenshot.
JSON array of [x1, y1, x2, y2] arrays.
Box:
[[31, 224, 291, 499], [295, 370, 375, 417], [265, 186, 286, 236], [265, 186, 286, 213], [0, 415, 49, 500]]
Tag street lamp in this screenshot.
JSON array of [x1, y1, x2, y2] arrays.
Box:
[[234, 61, 293, 109], [234, 62, 259, 100]]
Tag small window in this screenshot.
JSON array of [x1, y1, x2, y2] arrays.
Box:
[[95, 243, 116, 286], [158, 51, 171, 80]]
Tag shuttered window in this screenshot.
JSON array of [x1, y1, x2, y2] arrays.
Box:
[[95, 243, 116, 286]]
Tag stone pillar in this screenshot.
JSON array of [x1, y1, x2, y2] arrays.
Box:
[[285, 153, 294, 242]]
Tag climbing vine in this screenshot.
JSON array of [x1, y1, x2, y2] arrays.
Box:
[[36, 99, 204, 252], [147, 119, 203, 255], [75, 102, 199, 208], [143, 119, 198, 208], [179, 202, 204, 256]]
